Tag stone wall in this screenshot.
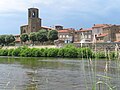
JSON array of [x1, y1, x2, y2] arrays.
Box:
[[64, 42, 120, 51]]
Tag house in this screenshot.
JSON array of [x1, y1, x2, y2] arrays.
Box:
[[102, 25, 120, 42], [58, 28, 75, 43], [74, 28, 92, 43], [92, 24, 111, 36], [96, 33, 108, 43], [14, 35, 21, 46]]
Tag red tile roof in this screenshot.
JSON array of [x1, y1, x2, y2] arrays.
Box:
[[97, 33, 108, 38], [58, 29, 70, 33], [58, 28, 75, 33], [76, 28, 92, 32], [92, 24, 111, 28]]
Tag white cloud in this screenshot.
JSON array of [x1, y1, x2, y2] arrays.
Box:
[[0, 0, 120, 34], [0, 0, 120, 15], [0, 0, 120, 18], [0, 0, 57, 13]]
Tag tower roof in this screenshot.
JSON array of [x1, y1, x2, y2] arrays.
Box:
[[28, 8, 39, 10]]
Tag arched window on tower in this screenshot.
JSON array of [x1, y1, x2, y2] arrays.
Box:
[[23, 30, 26, 33], [32, 11, 35, 17]]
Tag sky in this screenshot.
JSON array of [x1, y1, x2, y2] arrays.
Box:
[[0, 0, 120, 35]]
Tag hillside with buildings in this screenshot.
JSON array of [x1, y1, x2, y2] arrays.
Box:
[[17, 8, 120, 45]]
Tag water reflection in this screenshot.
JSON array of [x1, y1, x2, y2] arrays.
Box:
[[0, 57, 120, 90]]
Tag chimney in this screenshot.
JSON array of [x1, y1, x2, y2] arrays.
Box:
[[80, 28, 83, 30]]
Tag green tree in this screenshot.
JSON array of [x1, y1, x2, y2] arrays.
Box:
[[29, 32, 37, 45], [37, 29, 48, 44], [20, 33, 29, 44], [0, 35, 7, 46], [48, 30, 58, 42], [5, 35, 15, 45]]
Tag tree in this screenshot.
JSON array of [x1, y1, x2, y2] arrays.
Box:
[[37, 29, 48, 44], [5, 35, 15, 45], [20, 33, 29, 44], [0, 35, 7, 46], [29, 32, 37, 45], [48, 30, 58, 42]]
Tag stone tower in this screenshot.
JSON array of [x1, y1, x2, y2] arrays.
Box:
[[28, 8, 42, 33]]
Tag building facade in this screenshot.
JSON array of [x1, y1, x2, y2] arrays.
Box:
[[58, 29, 75, 43], [74, 28, 92, 43], [20, 8, 54, 35], [20, 8, 42, 34], [102, 25, 120, 42]]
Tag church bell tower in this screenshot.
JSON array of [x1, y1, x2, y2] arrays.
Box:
[[28, 8, 42, 33]]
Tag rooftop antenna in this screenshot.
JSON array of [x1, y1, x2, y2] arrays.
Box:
[[33, 3, 35, 8], [32, 0, 35, 8]]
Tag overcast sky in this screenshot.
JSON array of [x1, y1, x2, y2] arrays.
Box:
[[0, 0, 120, 34]]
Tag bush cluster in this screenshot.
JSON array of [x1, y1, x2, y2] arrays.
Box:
[[0, 45, 117, 59]]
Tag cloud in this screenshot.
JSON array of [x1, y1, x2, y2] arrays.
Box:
[[0, 0, 120, 15], [0, 0, 120, 34]]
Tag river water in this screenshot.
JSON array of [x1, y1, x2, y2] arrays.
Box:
[[0, 57, 120, 90]]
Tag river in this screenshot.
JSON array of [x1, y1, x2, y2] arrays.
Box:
[[0, 57, 120, 90]]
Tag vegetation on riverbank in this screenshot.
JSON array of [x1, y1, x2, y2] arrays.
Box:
[[0, 45, 118, 59]]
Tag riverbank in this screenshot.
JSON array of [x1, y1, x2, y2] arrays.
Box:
[[2, 45, 56, 49], [0, 45, 118, 59]]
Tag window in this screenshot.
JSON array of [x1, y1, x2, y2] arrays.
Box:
[[63, 35, 65, 38], [97, 30, 99, 33], [85, 35, 87, 38], [23, 30, 26, 33], [59, 35, 62, 38], [88, 35, 91, 38], [100, 37, 103, 40], [32, 11, 35, 17], [66, 35, 69, 38]]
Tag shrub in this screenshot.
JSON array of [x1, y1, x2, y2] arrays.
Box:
[[12, 47, 22, 56], [84, 48, 93, 58], [64, 47, 78, 58], [31, 48, 38, 57], [20, 48, 32, 57], [0, 45, 117, 59], [12, 46, 29, 56], [47, 48, 58, 57], [0, 49, 8, 56], [42, 48, 48, 57], [96, 52, 106, 58], [57, 48, 65, 57], [40, 48, 45, 57], [109, 51, 116, 59], [77, 47, 93, 58], [33, 49, 42, 57], [77, 48, 83, 58], [8, 49, 14, 56]]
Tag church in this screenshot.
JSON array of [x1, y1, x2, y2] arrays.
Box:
[[20, 8, 53, 35]]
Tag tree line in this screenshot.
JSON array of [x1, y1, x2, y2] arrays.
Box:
[[20, 29, 58, 45], [0, 29, 58, 46]]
